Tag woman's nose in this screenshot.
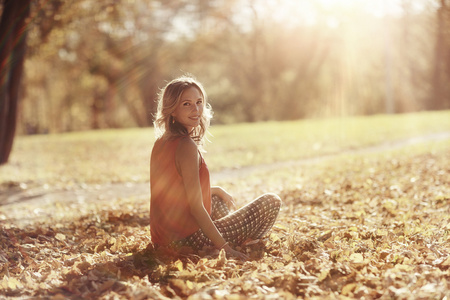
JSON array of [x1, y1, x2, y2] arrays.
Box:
[[193, 104, 200, 112]]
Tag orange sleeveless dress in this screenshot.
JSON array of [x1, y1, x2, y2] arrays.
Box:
[[150, 136, 211, 246]]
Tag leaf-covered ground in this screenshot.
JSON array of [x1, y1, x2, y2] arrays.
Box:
[[1, 114, 450, 299]]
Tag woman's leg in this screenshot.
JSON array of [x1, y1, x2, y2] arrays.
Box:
[[210, 194, 230, 221], [182, 193, 281, 249]]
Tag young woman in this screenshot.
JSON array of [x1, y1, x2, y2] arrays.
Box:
[[150, 75, 281, 260]]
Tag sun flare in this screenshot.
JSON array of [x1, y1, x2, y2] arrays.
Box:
[[249, 0, 408, 28]]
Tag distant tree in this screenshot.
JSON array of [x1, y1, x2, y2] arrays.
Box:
[[431, 0, 450, 110], [0, 0, 31, 164]]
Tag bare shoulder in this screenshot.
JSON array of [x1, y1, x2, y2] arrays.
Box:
[[176, 137, 199, 168], [177, 137, 197, 154]]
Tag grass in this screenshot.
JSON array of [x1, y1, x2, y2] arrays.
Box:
[[205, 110, 450, 170], [1, 110, 449, 188]]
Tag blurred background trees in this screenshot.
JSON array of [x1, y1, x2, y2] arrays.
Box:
[[2, 0, 450, 135]]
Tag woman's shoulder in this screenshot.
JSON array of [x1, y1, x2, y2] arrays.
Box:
[[156, 134, 188, 146], [153, 135, 182, 155], [177, 136, 197, 152], [174, 136, 197, 161], [156, 135, 198, 159], [173, 136, 200, 173]]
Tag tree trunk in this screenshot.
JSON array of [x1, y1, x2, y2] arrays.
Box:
[[431, 0, 448, 110], [0, 0, 31, 164]]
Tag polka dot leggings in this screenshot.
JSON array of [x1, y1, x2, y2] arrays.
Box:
[[177, 193, 282, 250]]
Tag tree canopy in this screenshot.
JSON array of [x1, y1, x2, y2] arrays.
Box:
[[2, 0, 450, 137]]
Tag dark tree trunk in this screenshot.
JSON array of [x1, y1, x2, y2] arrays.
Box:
[[0, 0, 31, 164]]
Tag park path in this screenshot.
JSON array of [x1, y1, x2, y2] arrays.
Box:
[[1, 131, 449, 225]]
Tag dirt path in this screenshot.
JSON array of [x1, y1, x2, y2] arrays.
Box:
[[213, 131, 450, 181], [1, 131, 449, 221]]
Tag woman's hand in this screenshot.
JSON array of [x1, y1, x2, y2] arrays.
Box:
[[212, 186, 236, 210], [223, 244, 249, 261]]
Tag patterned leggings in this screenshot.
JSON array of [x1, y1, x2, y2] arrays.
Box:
[[177, 193, 281, 250]]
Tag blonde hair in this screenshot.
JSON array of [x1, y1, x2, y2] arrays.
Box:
[[154, 75, 213, 144]]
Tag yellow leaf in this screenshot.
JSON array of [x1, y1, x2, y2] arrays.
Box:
[[317, 269, 330, 282], [270, 233, 281, 243], [349, 253, 364, 263], [174, 259, 183, 272], [7, 277, 22, 290], [7, 280, 16, 290], [256, 273, 273, 285], [377, 229, 387, 236], [342, 283, 357, 295], [282, 254, 292, 262], [1, 276, 8, 290], [55, 233, 66, 241], [394, 264, 414, 272], [169, 279, 187, 293], [273, 224, 288, 231], [186, 280, 194, 289], [355, 210, 366, 217]]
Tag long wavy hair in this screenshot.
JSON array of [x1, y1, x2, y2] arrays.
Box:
[[153, 75, 213, 145]]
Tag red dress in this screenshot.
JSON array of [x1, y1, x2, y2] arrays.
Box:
[[150, 136, 211, 246]]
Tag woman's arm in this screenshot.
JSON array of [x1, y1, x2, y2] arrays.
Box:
[[176, 138, 247, 260]]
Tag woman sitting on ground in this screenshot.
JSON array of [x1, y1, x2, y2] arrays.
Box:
[[150, 75, 281, 260]]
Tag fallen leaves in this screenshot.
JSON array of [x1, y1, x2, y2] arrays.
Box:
[[1, 139, 450, 299]]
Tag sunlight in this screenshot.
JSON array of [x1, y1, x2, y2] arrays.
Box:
[[238, 0, 421, 118], [251, 0, 413, 28]]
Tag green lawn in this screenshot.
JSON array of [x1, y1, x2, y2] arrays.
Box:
[[1, 110, 449, 187]]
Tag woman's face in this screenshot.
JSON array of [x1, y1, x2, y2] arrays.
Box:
[[172, 86, 204, 132]]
